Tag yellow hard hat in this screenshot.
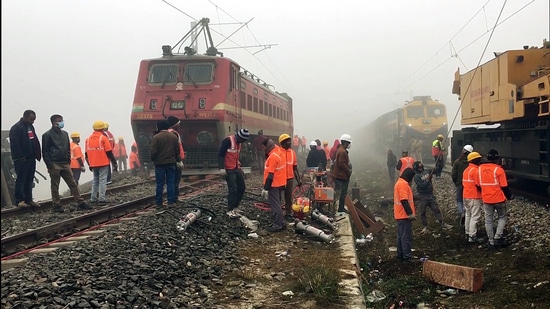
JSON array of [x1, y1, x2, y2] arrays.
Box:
[[103, 122, 109, 129], [118, 137, 124, 141], [93, 120, 105, 130], [323, 141, 328, 145], [467, 152, 482, 162], [437, 134, 444, 139], [70, 132, 80, 138], [278, 133, 291, 144]]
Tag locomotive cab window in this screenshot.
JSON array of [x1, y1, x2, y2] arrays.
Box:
[[406, 106, 424, 118], [184, 63, 214, 84], [149, 64, 178, 84], [427, 106, 445, 117]]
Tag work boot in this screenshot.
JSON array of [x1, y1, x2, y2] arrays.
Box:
[[17, 201, 30, 208], [28, 201, 40, 208], [266, 225, 284, 233], [98, 201, 108, 206], [77, 202, 92, 210], [226, 210, 241, 218]]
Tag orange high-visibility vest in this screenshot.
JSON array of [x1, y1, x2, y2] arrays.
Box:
[[399, 157, 415, 175], [394, 178, 415, 220], [462, 163, 482, 199], [264, 147, 287, 188], [129, 152, 140, 169], [86, 131, 112, 167], [223, 135, 241, 169], [478, 162, 508, 204], [70, 142, 84, 169], [284, 148, 297, 180]]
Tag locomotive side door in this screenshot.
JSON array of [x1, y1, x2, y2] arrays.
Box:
[[230, 64, 243, 131]]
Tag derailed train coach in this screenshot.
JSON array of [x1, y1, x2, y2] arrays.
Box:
[[451, 39, 550, 196], [369, 96, 449, 162], [130, 18, 293, 171]]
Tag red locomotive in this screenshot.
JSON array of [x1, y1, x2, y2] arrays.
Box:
[[130, 18, 294, 170]]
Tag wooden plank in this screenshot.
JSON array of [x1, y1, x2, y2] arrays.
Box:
[[422, 260, 483, 292], [345, 196, 385, 235]]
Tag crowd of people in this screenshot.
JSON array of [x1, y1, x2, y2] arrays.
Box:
[[392, 142, 514, 262], [9, 110, 142, 212], [221, 130, 353, 232]]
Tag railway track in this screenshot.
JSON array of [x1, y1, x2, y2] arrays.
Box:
[[1, 175, 220, 258], [0, 179, 155, 219]]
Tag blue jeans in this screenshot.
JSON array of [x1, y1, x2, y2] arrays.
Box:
[[397, 219, 413, 260], [155, 164, 176, 206], [13, 158, 36, 204], [483, 202, 507, 245], [91, 166, 109, 202]]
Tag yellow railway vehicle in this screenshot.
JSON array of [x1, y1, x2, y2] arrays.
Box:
[[451, 39, 550, 195]]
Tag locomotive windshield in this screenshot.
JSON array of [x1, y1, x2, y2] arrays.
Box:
[[406, 106, 424, 118], [427, 105, 445, 117], [149, 64, 178, 84], [184, 63, 214, 84]]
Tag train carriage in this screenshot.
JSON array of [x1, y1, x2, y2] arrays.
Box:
[[130, 18, 293, 171]]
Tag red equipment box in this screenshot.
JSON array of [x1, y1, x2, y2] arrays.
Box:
[[314, 187, 334, 202]]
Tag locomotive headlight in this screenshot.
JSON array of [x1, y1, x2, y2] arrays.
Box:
[[408, 124, 412, 127], [170, 101, 185, 110], [198, 98, 206, 109]]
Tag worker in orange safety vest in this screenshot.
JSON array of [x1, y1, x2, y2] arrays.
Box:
[[393, 168, 416, 262], [261, 138, 287, 232], [396, 150, 415, 176], [70, 132, 86, 185]]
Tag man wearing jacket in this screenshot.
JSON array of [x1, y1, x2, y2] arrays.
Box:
[[462, 152, 483, 243], [451, 144, 473, 226], [479, 149, 513, 249], [278, 134, 301, 216], [333, 134, 352, 213], [42, 114, 89, 212], [9, 110, 42, 208], [150, 120, 181, 209]]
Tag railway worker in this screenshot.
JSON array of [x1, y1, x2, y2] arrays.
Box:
[[261, 138, 287, 232], [278, 133, 301, 216], [479, 149, 513, 250], [218, 128, 250, 218], [322, 141, 330, 160], [167, 116, 186, 200], [386, 149, 397, 184], [329, 139, 340, 162], [102, 122, 116, 185], [462, 151, 483, 243], [333, 134, 352, 213], [409, 136, 423, 161], [393, 167, 416, 262], [112, 137, 128, 171], [150, 120, 181, 209], [86, 120, 118, 207], [9, 110, 42, 208], [69, 132, 86, 185], [395, 150, 415, 176], [292, 135, 300, 154], [306, 141, 327, 171], [253, 130, 267, 174], [432, 134, 446, 178], [451, 144, 473, 227], [129, 145, 141, 176], [42, 114, 90, 212], [301, 136, 307, 154], [412, 161, 453, 233]]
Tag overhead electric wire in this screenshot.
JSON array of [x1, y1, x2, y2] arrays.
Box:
[[404, 0, 536, 89]]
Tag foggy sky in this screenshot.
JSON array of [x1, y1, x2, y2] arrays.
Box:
[[2, 0, 549, 199]]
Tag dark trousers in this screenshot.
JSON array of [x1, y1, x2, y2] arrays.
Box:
[[49, 162, 83, 205], [388, 167, 395, 183], [433, 155, 444, 177], [283, 178, 294, 212], [107, 165, 112, 182], [225, 169, 246, 211], [396, 219, 413, 260], [174, 167, 181, 198], [13, 158, 36, 204], [256, 150, 265, 174], [416, 194, 444, 227], [71, 168, 82, 185], [155, 164, 176, 205], [269, 187, 285, 228], [335, 178, 349, 211]]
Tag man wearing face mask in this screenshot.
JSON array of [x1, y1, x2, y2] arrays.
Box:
[[42, 114, 90, 212]]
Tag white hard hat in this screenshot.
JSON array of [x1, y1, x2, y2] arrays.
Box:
[[463, 144, 473, 153], [340, 134, 352, 143], [310, 141, 317, 146]]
